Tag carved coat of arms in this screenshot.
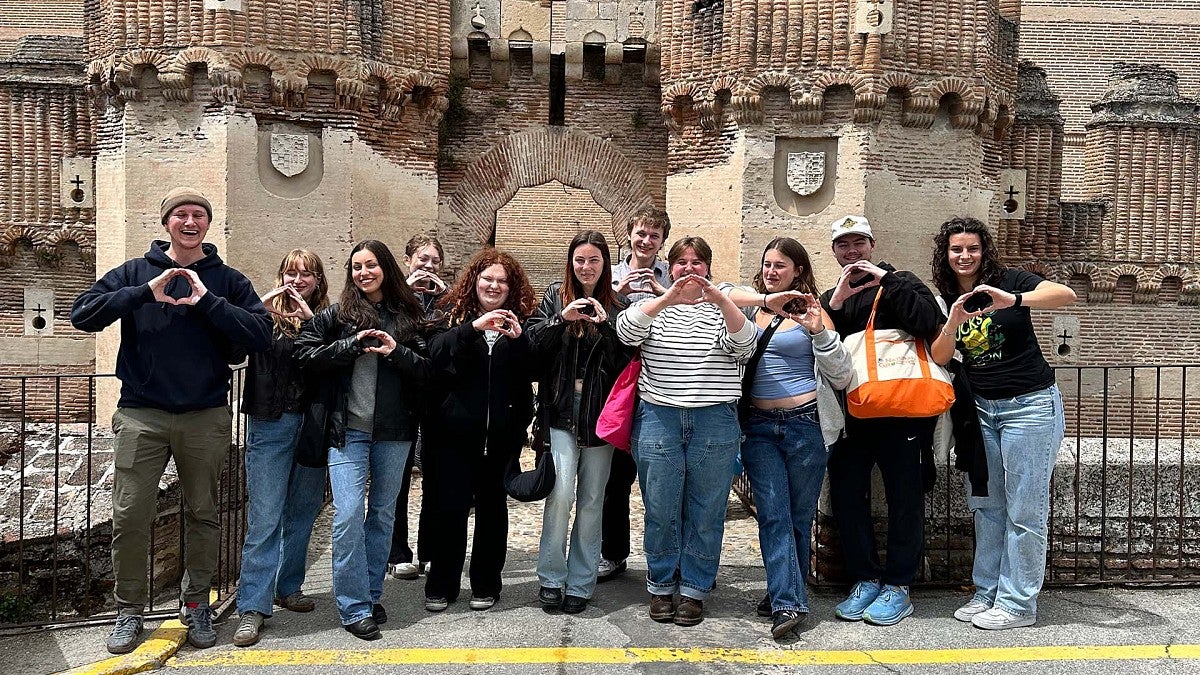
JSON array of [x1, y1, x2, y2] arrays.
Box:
[[786, 151, 825, 196], [270, 134, 310, 177]]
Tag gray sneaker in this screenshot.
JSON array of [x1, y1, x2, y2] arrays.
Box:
[[186, 601, 217, 649], [106, 613, 144, 654], [233, 611, 265, 647]]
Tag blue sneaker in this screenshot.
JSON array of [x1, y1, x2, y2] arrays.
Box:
[[835, 580, 881, 621], [862, 584, 913, 626]]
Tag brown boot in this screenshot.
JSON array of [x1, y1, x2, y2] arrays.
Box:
[[674, 597, 704, 626], [649, 594, 675, 622]]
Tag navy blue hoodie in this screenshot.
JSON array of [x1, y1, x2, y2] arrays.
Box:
[[71, 241, 272, 412]]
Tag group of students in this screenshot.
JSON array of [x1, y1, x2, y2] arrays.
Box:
[[74, 187, 1075, 654]]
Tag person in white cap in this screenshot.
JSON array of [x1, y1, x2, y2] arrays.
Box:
[[818, 215, 942, 627], [71, 187, 271, 653]]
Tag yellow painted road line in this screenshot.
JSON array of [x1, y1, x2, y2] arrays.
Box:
[[58, 620, 188, 675], [171, 644, 1200, 668]]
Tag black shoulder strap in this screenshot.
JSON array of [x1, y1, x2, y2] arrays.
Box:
[[740, 313, 784, 398]]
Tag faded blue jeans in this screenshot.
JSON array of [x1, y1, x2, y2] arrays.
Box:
[[967, 384, 1065, 617], [536, 425, 614, 599], [631, 400, 741, 601], [328, 429, 412, 625], [741, 402, 827, 614], [237, 413, 327, 616]]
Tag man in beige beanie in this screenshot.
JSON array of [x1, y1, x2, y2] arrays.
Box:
[[72, 187, 270, 653]]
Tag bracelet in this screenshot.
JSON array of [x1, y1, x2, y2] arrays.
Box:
[[940, 326, 956, 339], [1013, 292, 1023, 308], [762, 293, 768, 308]]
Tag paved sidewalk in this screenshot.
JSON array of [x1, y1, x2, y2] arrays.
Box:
[[7, 481, 1200, 674]]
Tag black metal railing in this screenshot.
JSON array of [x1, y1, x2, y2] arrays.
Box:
[[0, 368, 248, 628], [740, 364, 1200, 586]]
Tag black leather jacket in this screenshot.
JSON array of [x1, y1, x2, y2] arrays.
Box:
[[294, 304, 431, 449], [242, 329, 308, 420], [526, 283, 633, 447]]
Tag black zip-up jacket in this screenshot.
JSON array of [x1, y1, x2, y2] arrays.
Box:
[[294, 304, 431, 448], [426, 319, 536, 455], [70, 241, 271, 412], [525, 283, 633, 447], [819, 262, 942, 342]]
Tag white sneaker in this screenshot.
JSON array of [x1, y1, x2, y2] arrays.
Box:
[[469, 596, 496, 611], [389, 562, 420, 580], [953, 598, 992, 622], [971, 606, 1035, 630]]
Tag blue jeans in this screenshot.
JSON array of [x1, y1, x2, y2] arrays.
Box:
[[631, 400, 741, 601], [967, 384, 1065, 617], [327, 429, 412, 625], [537, 426, 614, 599], [237, 413, 327, 616], [741, 402, 827, 613]]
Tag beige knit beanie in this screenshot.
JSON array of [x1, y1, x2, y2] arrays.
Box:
[[159, 187, 213, 224]]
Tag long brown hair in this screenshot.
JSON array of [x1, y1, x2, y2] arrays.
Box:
[[559, 230, 617, 338], [337, 240, 423, 339], [931, 216, 1005, 297], [752, 237, 819, 296], [270, 249, 330, 337], [436, 247, 536, 327]]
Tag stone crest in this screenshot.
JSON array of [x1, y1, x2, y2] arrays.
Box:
[[270, 134, 309, 177], [786, 152, 825, 196]]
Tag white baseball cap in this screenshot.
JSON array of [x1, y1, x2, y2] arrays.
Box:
[[830, 215, 874, 242]]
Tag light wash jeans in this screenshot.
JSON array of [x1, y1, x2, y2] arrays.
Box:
[[631, 400, 741, 601], [536, 425, 614, 599], [967, 384, 1065, 617], [237, 413, 327, 616], [328, 429, 412, 625], [741, 402, 827, 614]]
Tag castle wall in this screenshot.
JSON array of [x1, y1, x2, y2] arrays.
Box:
[[0, 1, 83, 58], [1019, 1, 1200, 198]]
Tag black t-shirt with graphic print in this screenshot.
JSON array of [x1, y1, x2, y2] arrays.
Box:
[[945, 268, 1054, 400]]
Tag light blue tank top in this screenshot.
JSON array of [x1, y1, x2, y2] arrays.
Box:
[[750, 324, 817, 400]]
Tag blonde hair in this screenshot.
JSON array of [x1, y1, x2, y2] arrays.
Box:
[[271, 249, 330, 337]]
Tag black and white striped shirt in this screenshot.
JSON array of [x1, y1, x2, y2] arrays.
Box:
[[616, 295, 757, 408]]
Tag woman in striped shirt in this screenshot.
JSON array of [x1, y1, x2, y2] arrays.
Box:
[[615, 236, 757, 627]]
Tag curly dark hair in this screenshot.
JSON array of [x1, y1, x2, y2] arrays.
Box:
[[931, 216, 1006, 297], [436, 247, 537, 327], [752, 237, 820, 296]]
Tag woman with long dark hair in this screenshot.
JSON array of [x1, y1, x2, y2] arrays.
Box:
[[423, 247, 537, 613], [930, 217, 1075, 630], [294, 240, 430, 640], [234, 250, 331, 647], [526, 231, 633, 614], [735, 237, 852, 639], [615, 236, 758, 627]]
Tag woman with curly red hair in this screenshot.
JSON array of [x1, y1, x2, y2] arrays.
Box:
[[422, 247, 537, 613]]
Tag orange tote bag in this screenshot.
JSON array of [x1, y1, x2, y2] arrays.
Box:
[[843, 290, 955, 419]]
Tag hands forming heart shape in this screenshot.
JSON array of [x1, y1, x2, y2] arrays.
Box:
[[261, 284, 314, 320], [149, 268, 208, 306]]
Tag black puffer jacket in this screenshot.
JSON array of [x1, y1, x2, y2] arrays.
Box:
[[526, 283, 633, 447], [294, 304, 431, 453]]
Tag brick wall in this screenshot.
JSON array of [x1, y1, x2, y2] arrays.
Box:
[[438, 55, 666, 267], [495, 180, 616, 293], [0, 1, 83, 58], [1019, 3, 1200, 197]]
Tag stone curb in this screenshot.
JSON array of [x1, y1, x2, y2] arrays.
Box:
[[54, 620, 187, 675]]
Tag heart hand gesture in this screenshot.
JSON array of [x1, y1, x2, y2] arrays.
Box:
[[149, 268, 206, 306]]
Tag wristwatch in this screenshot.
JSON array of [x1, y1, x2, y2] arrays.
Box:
[[1013, 292, 1023, 308]]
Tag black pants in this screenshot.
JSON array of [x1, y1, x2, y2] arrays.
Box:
[[423, 432, 513, 601], [387, 432, 436, 565], [600, 448, 638, 562], [826, 415, 936, 587]]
